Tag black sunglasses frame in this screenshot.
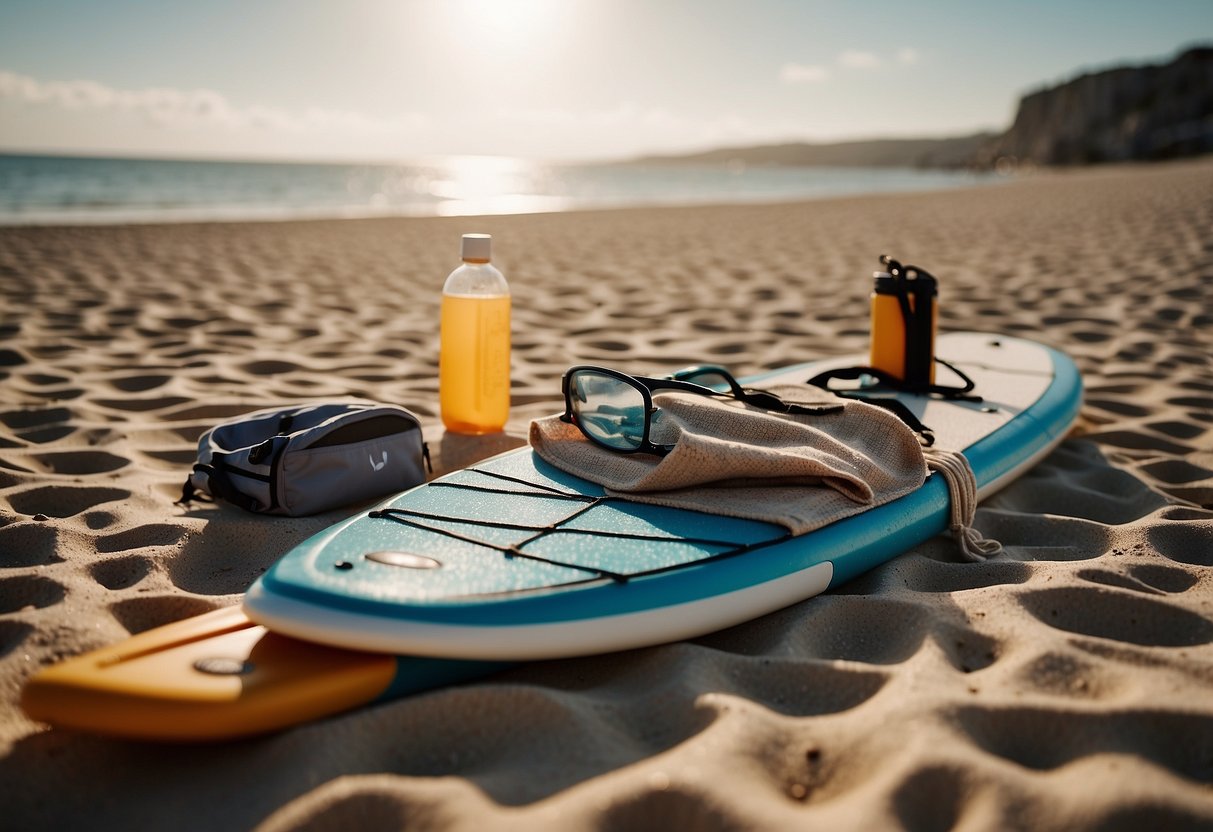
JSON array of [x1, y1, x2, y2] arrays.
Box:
[[663, 363, 749, 396], [560, 363, 844, 456], [560, 365, 733, 456]]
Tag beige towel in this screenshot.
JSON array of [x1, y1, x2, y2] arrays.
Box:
[[530, 385, 928, 535]]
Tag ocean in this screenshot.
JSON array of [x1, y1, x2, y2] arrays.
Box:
[[0, 153, 995, 225]]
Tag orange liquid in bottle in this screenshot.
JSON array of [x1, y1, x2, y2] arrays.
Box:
[[439, 294, 511, 433]]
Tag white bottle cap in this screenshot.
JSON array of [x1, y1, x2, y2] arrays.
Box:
[[461, 233, 492, 262]]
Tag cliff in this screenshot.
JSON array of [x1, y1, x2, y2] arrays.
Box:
[[978, 46, 1213, 166], [619, 45, 1212, 171]]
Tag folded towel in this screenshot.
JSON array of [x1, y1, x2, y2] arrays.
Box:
[[530, 384, 928, 536]]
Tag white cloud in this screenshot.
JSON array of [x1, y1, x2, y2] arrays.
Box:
[[838, 50, 882, 69], [0, 70, 799, 160], [782, 50, 895, 83], [0, 70, 429, 135], [781, 46, 901, 85], [779, 63, 830, 84]]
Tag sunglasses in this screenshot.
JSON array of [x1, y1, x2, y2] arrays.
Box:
[[560, 364, 838, 455]]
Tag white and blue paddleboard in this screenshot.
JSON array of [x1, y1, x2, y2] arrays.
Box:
[[244, 332, 1082, 661]]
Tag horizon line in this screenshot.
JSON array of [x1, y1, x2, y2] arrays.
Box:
[[0, 129, 1004, 169]]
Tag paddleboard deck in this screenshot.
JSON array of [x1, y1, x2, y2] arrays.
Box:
[[244, 332, 1081, 660]]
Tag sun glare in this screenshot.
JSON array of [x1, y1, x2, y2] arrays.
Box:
[[447, 0, 562, 39]]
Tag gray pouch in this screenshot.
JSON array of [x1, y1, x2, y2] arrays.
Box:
[[179, 401, 430, 516]]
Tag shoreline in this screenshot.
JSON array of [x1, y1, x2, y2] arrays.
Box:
[[0, 155, 1001, 229], [3, 155, 1205, 231]]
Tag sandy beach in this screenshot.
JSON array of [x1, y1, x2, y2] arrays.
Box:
[[2, 157, 1212, 830]]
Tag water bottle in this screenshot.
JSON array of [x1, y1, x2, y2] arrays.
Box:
[[869, 255, 937, 386], [440, 233, 511, 434]]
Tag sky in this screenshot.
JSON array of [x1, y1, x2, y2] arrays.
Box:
[[0, 0, 1209, 163]]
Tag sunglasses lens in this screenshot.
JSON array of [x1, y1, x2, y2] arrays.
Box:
[[570, 371, 647, 450]]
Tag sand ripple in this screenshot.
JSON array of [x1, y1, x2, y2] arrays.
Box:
[[1, 158, 1211, 830]]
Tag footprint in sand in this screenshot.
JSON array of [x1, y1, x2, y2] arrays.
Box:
[[240, 359, 302, 375], [0, 406, 72, 430], [716, 654, 889, 717], [7, 485, 130, 518], [700, 596, 933, 666], [90, 555, 153, 590], [95, 524, 186, 554], [974, 511, 1110, 561], [954, 705, 1213, 785], [0, 575, 66, 613], [1125, 563, 1201, 593], [1075, 565, 1199, 595], [597, 785, 750, 831], [0, 621, 33, 659], [1085, 397, 1150, 418], [107, 595, 223, 636], [1018, 586, 1213, 647], [16, 425, 77, 444], [90, 396, 192, 413], [83, 510, 119, 530], [30, 451, 129, 475], [890, 766, 971, 832], [1146, 522, 1213, 567], [19, 383, 86, 401], [1147, 420, 1207, 441], [1141, 457, 1213, 486], [0, 523, 63, 567], [107, 374, 171, 393], [19, 373, 71, 386], [0, 407, 77, 444], [867, 556, 1032, 594]]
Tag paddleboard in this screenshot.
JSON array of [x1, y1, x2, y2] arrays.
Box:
[[22, 332, 1081, 740], [243, 332, 1081, 660], [19, 605, 505, 741]]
